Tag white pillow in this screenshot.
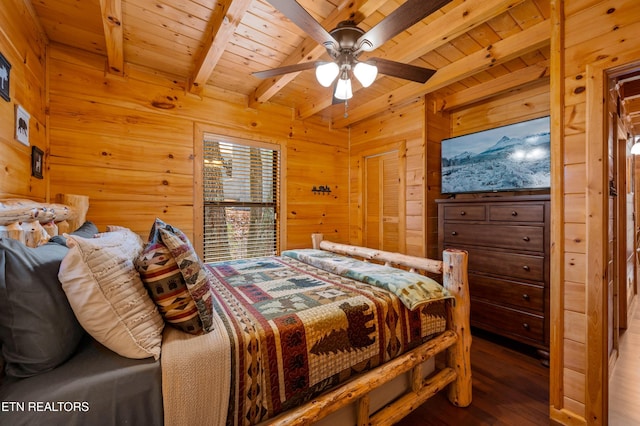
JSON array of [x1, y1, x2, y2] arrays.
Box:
[[58, 228, 164, 360]]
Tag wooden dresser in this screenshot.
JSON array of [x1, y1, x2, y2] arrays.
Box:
[[437, 195, 550, 360]]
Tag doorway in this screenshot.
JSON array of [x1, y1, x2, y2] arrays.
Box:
[[607, 67, 640, 424]]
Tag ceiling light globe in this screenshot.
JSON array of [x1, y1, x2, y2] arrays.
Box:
[[315, 62, 339, 87], [334, 78, 353, 100], [631, 142, 640, 155], [353, 62, 378, 87]]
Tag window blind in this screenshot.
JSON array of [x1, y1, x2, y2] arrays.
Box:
[[202, 135, 280, 263]]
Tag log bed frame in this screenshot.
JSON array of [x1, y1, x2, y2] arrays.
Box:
[[0, 197, 471, 425], [265, 234, 472, 425], [0, 194, 89, 246]]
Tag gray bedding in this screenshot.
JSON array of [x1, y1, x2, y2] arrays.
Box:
[[0, 334, 163, 426]]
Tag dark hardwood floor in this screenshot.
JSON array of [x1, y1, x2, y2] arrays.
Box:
[[396, 329, 549, 426]]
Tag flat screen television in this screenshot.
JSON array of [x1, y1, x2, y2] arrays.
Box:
[[441, 116, 551, 195]]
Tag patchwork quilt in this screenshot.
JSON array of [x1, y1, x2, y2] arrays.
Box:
[[282, 249, 453, 310], [205, 254, 447, 425]]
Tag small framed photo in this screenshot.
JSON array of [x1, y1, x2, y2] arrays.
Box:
[[31, 146, 44, 179], [0, 51, 10, 102], [15, 104, 30, 146]]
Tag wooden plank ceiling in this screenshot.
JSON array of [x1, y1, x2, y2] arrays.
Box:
[[30, 0, 551, 126]]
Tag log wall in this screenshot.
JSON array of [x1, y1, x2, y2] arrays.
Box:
[[0, 0, 47, 200]]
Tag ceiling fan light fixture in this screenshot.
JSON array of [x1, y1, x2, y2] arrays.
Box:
[[334, 77, 353, 100], [315, 62, 340, 87], [353, 62, 378, 87]]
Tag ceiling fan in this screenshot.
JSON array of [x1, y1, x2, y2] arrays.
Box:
[[253, 0, 452, 101]]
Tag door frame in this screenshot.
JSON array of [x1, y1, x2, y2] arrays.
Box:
[[585, 54, 640, 425]]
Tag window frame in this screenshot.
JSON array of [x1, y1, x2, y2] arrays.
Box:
[[193, 125, 286, 260]]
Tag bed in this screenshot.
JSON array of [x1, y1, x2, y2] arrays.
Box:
[[0, 196, 471, 426]]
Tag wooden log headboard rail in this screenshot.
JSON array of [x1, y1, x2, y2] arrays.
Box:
[[0, 194, 90, 247]]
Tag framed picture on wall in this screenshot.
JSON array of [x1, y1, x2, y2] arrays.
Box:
[[15, 104, 30, 146], [0, 51, 10, 102], [31, 146, 43, 179]]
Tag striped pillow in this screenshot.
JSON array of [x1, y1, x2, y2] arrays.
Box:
[[136, 240, 203, 334], [136, 218, 215, 334], [59, 228, 164, 360]]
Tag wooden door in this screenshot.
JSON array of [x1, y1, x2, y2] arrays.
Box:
[[363, 151, 401, 252]]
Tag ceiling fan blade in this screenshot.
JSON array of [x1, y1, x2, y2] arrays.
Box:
[[253, 61, 322, 79], [266, 0, 338, 48], [371, 58, 436, 83], [357, 0, 453, 51]]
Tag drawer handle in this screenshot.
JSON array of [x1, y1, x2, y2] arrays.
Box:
[[460, 211, 466, 216], [523, 265, 530, 271], [522, 323, 530, 330], [523, 236, 530, 242], [522, 294, 530, 301], [511, 211, 518, 216], [451, 231, 458, 236]]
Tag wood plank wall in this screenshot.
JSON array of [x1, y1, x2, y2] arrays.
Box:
[[0, 0, 47, 200], [349, 99, 427, 257], [426, 94, 449, 260], [5, 0, 639, 422], [46, 43, 350, 247], [555, 0, 640, 423], [451, 83, 551, 138]]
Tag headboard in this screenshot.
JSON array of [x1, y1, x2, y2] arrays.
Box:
[[0, 194, 90, 247]]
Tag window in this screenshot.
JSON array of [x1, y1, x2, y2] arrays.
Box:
[[202, 135, 280, 262]]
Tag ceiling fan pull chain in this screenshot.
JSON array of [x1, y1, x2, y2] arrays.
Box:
[[344, 100, 349, 118]]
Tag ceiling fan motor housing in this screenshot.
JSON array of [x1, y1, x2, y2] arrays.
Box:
[[327, 21, 370, 58]]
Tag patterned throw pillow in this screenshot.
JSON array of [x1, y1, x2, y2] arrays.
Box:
[[136, 227, 204, 334], [137, 219, 215, 334], [58, 227, 164, 360]]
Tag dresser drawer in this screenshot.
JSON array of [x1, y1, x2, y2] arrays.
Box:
[[470, 274, 544, 312], [464, 248, 545, 282], [443, 205, 486, 221], [471, 299, 545, 344], [443, 223, 544, 252], [489, 203, 545, 222]]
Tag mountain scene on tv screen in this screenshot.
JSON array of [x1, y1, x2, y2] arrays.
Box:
[[442, 130, 551, 194]]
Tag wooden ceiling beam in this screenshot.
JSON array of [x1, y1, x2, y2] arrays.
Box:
[[99, 0, 124, 75], [188, 0, 253, 96], [249, 0, 387, 109], [435, 59, 550, 112], [331, 19, 550, 128], [297, 0, 527, 119]]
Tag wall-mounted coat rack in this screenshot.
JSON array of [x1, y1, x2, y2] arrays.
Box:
[[312, 185, 332, 195]]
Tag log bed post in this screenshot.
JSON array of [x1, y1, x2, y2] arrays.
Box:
[[442, 248, 472, 407]]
